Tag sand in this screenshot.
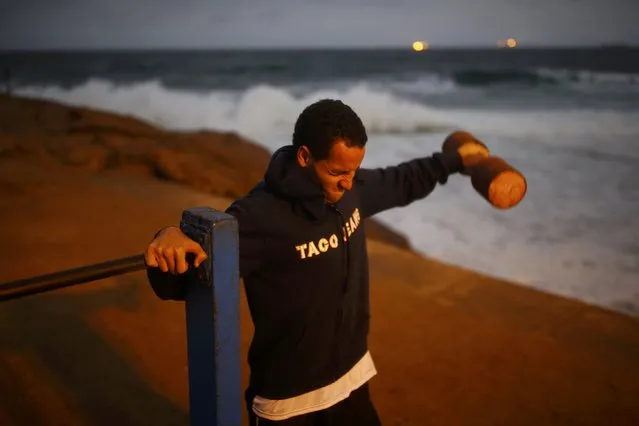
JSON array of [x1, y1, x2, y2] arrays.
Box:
[[0, 95, 638, 426]]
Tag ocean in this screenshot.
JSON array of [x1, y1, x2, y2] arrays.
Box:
[[2, 48, 638, 316]]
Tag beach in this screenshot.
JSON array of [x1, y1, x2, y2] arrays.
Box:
[[1, 94, 638, 426]]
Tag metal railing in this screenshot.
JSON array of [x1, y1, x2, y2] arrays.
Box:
[[0, 207, 241, 426], [0, 254, 146, 302]]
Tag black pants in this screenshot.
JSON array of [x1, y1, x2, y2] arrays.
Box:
[[248, 383, 382, 426]]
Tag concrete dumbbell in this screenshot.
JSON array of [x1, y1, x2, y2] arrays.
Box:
[[443, 130, 527, 210]]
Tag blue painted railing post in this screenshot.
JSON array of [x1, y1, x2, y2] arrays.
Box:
[[180, 207, 241, 426]]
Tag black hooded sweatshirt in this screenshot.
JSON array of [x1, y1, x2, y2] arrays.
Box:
[[147, 145, 463, 400]]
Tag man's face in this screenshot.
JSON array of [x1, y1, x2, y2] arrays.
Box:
[[297, 139, 366, 205]]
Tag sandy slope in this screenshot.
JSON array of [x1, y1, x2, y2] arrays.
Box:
[[0, 161, 637, 426], [0, 94, 412, 251]]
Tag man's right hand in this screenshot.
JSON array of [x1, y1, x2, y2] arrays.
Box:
[[144, 227, 208, 275]]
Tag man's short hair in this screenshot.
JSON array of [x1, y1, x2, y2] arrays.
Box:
[[292, 99, 368, 160]]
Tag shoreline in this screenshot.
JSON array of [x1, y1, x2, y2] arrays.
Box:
[[2, 93, 637, 319], [2, 92, 636, 319]]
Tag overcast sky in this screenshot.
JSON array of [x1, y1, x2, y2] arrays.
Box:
[[1, 0, 637, 49]]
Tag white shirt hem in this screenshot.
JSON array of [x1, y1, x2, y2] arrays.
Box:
[[252, 351, 377, 421]]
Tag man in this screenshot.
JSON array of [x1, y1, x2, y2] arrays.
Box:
[[145, 99, 482, 425]]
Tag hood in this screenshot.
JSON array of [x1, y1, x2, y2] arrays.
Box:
[[264, 145, 327, 220]]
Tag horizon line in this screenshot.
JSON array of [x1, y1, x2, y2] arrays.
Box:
[[1, 43, 635, 53]]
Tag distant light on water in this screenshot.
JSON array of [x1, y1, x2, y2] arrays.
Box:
[[497, 38, 518, 48], [412, 40, 429, 52]]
